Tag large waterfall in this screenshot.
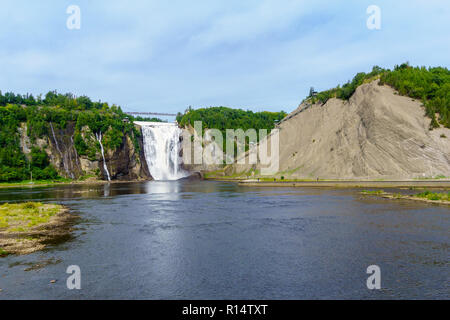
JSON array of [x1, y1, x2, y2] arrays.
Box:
[[136, 122, 188, 181]]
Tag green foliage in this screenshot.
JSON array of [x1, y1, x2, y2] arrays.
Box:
[[379, 64, 450, 128], [29, 147, 58, 180], [310, 63, 450, 128], [177, 106, 286, 152], [0, 105, 29, 181], [133, 116, 164, 122], [361, 190, 385, 195], [414, 190, 450, 201], [0, 247, 8, 256], [0, 202, 63, 232], [0, 90, 142, 182], [73, 104, 138, 154], [103, 127, 124, 150], [74, 131, 88, 155], [32, 166, 59, 180], [30, 147, 49, 168], [310, 66, 386, 104], [178, 106, 286, 137], [0, 108, 57, 181]]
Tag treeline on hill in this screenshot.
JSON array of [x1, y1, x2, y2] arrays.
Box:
[[177, 106, 286, 133], [133, 116, 164, 122], [178, 106, 286, 139], [0, 91, 140, 182], [309, 63, 450, 128], [176, 106, 287, 154]]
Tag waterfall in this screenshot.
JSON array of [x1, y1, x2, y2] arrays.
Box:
[[70, 135, 81, 167], [136, 122, 188, 181], [95, 132, 111, 182], [49, 122, 73, 178]]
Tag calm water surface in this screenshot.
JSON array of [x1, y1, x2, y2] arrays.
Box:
[[0, 181, 448, 299]]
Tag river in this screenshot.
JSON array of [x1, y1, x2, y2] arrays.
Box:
[[0, 181, 448, 299]]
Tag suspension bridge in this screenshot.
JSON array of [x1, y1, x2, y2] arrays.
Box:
[[125, 112, 178, 117]]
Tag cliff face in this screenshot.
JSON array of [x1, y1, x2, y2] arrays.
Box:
[[106, 134, 150, 181], [19, 121, 151, 181], [229, 80, 450, 179], [180, 126, 227, 173]]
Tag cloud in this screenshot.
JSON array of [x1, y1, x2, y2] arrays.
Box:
[[0, 0, 448, 113], [188, 0, 309, 48]]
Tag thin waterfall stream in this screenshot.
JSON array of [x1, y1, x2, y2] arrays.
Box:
[[49, 122, 73, 178], [95, 132, 111, 182]]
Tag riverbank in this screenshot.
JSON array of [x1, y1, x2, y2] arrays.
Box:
[[0, 180, 448, 299], [0, 178, 150, 189], [361, 190, 450, 205], [236, 179, 450, 189], [0, 202, 76, 256]]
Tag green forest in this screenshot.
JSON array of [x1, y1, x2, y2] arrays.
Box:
[[177, 106, 286, 137], [176, 106, 287, 154], [0, 91, 139, 182], [309, 63, 450, 128]]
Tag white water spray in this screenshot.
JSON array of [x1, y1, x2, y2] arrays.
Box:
[[136, 122, 188, 181], [95, 132, 111, 182]]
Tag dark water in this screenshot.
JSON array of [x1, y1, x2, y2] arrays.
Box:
[[0, 181, 448, 299]]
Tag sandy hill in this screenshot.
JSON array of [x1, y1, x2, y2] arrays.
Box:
[[229, 80, 450, 180]]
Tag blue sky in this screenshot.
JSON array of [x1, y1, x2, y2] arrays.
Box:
[[0, 0, 449, 114]]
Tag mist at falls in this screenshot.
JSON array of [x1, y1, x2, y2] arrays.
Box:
[[136, 122, 188, 181]]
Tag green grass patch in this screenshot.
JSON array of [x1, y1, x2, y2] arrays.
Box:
[[361, 190, 385, 195], [413, 175, 449, 180], [77, 174, 98, 181], [414, 190, 450, 201], [0, 178, 73, 188], [0, 247, 8, 256], [0, 202, 63, 233]]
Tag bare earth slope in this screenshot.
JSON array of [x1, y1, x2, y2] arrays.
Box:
[[235, 80, 450, 180]]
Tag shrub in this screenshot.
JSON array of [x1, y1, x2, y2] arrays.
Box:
[[310, 64, 449, 128], [23, 202, 39, 209]]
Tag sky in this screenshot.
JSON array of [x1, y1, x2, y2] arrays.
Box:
[[0, 0, 449, 115]]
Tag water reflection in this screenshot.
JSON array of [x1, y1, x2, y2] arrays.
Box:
[[0, 181, 448, 299], [103, 184, 110, 198], [0, 182, 146, 203], [144, 181, 180, 200]]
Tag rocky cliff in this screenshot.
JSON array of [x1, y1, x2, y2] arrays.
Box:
[[180, 125, 228, 173], [19, 121, 151, 181]]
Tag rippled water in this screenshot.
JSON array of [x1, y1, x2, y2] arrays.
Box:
[[0, 181, 448, 299]]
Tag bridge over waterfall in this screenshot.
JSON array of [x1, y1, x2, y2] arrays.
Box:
[[125, 112, 178, 117]]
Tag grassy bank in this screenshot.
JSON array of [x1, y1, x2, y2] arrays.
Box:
[[0, 202, 73, 256], [414, 190, 450, 201], [361, 190, 450, 205], [0, 177, 141, 189], [0, 178, 72, 188], [0, 202, 62, 232]]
